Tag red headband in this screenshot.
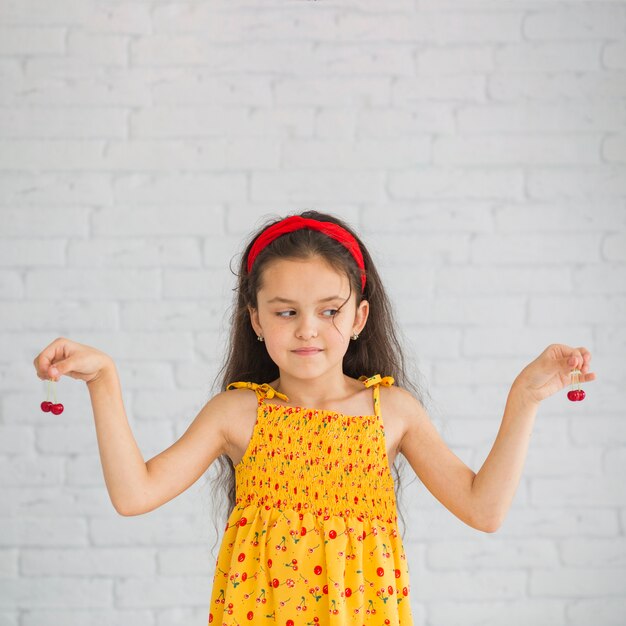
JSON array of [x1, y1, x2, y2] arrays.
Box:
[[247, 216, 366, 292]]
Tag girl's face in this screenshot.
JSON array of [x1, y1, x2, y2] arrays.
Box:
[[249, 256, 369, 382]]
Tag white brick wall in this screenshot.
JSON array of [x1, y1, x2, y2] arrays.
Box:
[[1, 1, 623, 624]]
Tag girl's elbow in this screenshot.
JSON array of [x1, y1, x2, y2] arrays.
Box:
[[112, 495, 146, 517], [481, 514, 504, 533]]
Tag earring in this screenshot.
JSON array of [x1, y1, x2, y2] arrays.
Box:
[[351, 332, 359, 341], [257, 335, 264, 342], [567, 369, 585, 401]]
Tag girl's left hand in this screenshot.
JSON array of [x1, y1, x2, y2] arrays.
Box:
[[514, 344, 596, 405]]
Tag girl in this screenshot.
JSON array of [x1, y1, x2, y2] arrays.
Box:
[[33, 210, 596, 626]]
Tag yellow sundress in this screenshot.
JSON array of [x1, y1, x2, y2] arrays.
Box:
[[208, 374, 413, 625]]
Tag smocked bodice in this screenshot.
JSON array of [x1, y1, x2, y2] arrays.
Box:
[[225, 374, 397, 523]]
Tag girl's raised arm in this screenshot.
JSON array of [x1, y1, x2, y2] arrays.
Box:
[[34, 337, 230, 516]]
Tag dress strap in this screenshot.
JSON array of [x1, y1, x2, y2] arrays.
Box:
[[226, 381, 290, 402], [358, 374, 395, 418]]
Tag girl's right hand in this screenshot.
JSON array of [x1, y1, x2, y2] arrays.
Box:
[[33, 337, 113, 384]]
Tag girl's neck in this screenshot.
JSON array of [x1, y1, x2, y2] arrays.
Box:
[[271, 370, 359, 408]]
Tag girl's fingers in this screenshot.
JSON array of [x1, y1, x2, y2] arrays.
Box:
[[33, 337, 69, 380], [566, 346, 592, 373]]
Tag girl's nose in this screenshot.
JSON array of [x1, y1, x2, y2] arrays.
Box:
[[296, 315, 318, 340]]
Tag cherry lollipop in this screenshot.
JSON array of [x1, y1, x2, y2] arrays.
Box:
[[567, 369, 585, 402], [40, 379, 64, 415]]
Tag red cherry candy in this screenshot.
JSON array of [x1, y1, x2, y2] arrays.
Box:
[[50, 403, 64, 415], [40, 401, 53, 412]]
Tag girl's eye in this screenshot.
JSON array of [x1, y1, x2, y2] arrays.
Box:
[[275, 309, 339, 317]]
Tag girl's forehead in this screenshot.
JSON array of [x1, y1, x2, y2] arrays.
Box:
[[258, 257, 352, 298]]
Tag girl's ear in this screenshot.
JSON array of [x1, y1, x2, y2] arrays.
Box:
[[248, 305, 261, 336], [353, 299, 369, 335]]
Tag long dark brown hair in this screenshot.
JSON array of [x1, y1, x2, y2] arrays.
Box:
[[205, 210, 432, 560]]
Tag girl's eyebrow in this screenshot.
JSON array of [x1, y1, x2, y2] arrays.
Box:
[[266, 295, 345, 304]]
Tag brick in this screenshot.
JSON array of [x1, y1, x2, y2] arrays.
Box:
[[603, 134, 626, 162], [429, 537, 558, 568], [0, 27, 65, 55], [396, 74, 487, 102], [83, 4, 151, 35], [0, 0, 89, 25], [158, 546, 213, 575], [464, 326, 594, 356], [568, 598, 626, 626], [20, 547, 155, 576], [21, 609, 154, 626], [25, 269, 159, 299], [0, 426, 33, 454], [389, 167, 524, 200], [283, 137, 431, 168], [68, 238, 202, 268], [413, 12, 523, 44], [525, 446, 603, 477], [67, 31, 128, 66], [528, 294, 626, 325], [362, 203, 493, 233], [0, 271, 24, 298], [0, 301, 116, 330], [0, 174, 112, 206], [354, 105, 456, 135], [0, 578, 111, 608], [533, 475, 626, 507], [437, 266, 569, 294], [495, 42, 601, 71], [595, 323, 626, 354], [434, 134, 602, 165], [572, 416, 626, 445], [528, 166, 626, 198], [531, 565, 626, 596], [1, 68, 150, 107], [458, 102, 626, 132], [1, 486, 113, 518], [603, 41, 626, 69], [0, 517, 87, 547], [413, 569, 527, 600], [561, 534, 626, 568], [90, 516, 206, 547], [486, 508, 618, 538], [495, 202, 626, 230], [431, 600, 565, 626], [153, 71, 272, 106], [112, 173, 246, 205], [0, 548, 18, 577], [524, 6, 626, 40], [115, 575, 211, 608], [121, 300, 221, 330], [92, 206, 223, 236], [417, 46, 494, 74], [471, 233, 602, 263], [251, 170, 385, 203], [490, 71, 626, 102], [604, 232, 626, 261], [130, 106, 249, 138], [0, 108, 127, 139], [0, 239, 65, 267], [0, 456, 62, 487]]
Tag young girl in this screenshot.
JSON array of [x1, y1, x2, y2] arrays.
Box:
[[33, 210, 596, 626]]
